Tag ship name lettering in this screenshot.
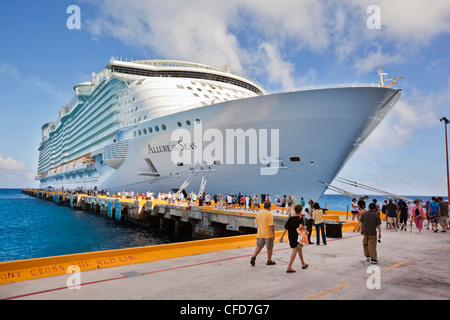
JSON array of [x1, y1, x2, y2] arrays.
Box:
[[177, 140, 197, 151], [148, 143, 196, 154]]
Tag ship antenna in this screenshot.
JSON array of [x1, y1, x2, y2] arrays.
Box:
[[378, 65, 404, 88], [378, 65, 387, 86]]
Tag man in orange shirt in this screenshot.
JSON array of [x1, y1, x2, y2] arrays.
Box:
[[250, 201, 276, 266]]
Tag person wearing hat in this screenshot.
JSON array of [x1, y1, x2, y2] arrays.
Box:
[[412, 200, 426, 232], [275, 195, 281, 212]]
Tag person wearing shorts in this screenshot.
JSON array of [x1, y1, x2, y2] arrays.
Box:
[[250, 201, 275, 266], [385, 198, 398, 230], [279, 204, 308, 272], [351, 198, 360, 221], [429, 197, 440, 232]]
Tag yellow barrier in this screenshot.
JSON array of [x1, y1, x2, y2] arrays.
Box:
[[0, 232, 279, 285]]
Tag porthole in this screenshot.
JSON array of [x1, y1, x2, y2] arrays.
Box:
[[138, 130, 142, 136], [195, 119, 201, 124], [149, 127, 153, 133], [186, 120, 191, 125], [162, 124, 166, 131], [177, 122, 182, 127], [155, 126, 159, 132], [133, 131, 136, 137]]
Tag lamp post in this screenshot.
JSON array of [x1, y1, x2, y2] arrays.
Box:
[[440, 117, 450, 201]]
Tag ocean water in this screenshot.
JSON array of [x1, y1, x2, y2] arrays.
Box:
[[0, 189, 445, 262], [0, 189, 185, 262]]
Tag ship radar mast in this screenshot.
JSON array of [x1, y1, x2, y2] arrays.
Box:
[[378, 65, 404, 88]]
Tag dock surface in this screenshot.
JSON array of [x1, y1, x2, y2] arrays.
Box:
[[1, 224, 449, 303]]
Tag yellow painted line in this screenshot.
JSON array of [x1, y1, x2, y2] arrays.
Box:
[[0, 231, 287, 286], [384, 260, 410, 271], [305, 283, 351, 300], [429, 248, 443, 254]]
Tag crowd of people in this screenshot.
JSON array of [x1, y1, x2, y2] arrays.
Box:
[[250, 195, 449, 272], [350, 196, 449, 233], [89, 189, 307, 214], [65, 187, 450, 234]]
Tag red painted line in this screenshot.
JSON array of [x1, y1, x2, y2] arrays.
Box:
[[2, 234, 360, 300], [2, 276, 127, 300], [3, 286, 69, 300], [142, 253, 256, 275]]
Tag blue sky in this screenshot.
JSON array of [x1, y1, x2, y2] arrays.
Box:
[[0, 0, 449, 196]]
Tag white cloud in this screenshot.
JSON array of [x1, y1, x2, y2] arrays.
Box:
[[352, 46, 404, 74], [0, 154, 28, 172], [238, 0, 331, 51], [376, 0, 450, 44], [364, 87, 449, 148], [346, 0, 450, 42], [0, 155, 37, 188], [84, 0, 450, 90], [84, 0, 335, 88], [254, 43, 296, 89], [86, 0, 244, 71]]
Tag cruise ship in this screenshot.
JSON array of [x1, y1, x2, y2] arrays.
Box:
[[36, 58, 402, 201]]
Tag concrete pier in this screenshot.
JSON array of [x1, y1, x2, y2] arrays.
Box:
[[23, 189, 348, 239], [1, 223, 448, 301]]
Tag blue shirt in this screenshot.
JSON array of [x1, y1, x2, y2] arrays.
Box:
[[429, 201, 440, 215]]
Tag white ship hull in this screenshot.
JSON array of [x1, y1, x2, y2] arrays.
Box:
[[40, 86, 401, 202]]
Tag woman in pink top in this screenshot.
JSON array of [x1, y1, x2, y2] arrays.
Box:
[[412, 200, 426, 232]]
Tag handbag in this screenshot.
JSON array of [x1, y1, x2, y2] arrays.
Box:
[[297, 226, 309, 246], [415, 208, 421, 219]]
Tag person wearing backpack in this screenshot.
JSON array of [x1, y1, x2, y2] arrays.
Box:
[[398, 202, 408, 231], [428, 197, 441, 232], [412, 200, 426, 232]]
